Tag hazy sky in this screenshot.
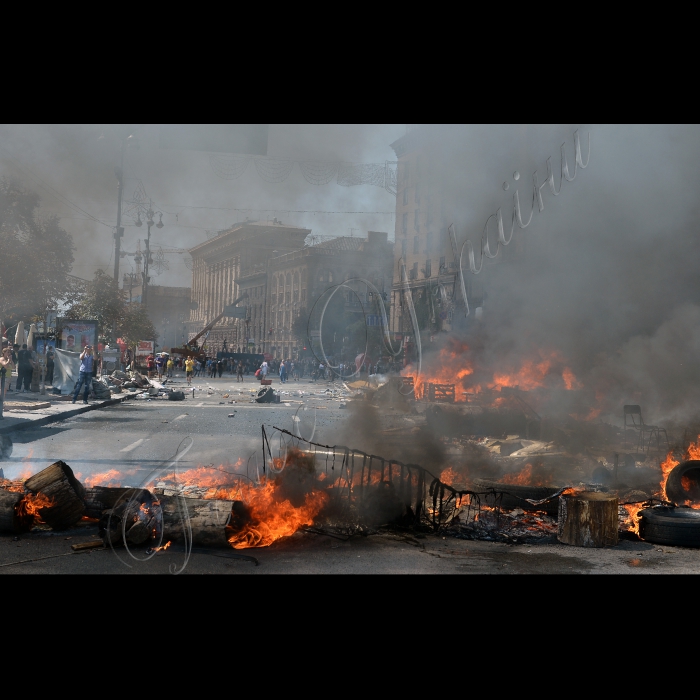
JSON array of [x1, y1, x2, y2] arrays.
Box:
[[0, 124, 403, 284]]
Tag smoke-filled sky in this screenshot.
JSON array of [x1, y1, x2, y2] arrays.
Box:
[[0, 124, 402, 283], [2, 124, 699, 424]]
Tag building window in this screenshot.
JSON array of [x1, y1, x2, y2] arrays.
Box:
[[426, 231, 433, 253], [413, 236, 419, 254], [424, 259, 431, 278], [401, 239, 407, 257], [410, 262, 418, 280], [426, 196, 433, 225], [440, 255, 446, 273], [302, 289, 306, 302], [402, 188, 409, 206], [402, 213, 408, 235], [414, 209, 420, 232], [414, 183, 420, 204]]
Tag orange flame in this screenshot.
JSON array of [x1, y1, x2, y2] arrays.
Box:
[[660, 451, 680, 501], [500, 463, 553, 487], [440, 466, 460, 486], [623, 504, 644, 535], [17, 492, 55, 522], [659, 435, 700, 507], [403, 337, 474, 401], [227, 448, 329, 549]]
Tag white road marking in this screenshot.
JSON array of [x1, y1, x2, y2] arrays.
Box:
[[174, 414, 188, 421], [195, 402, 204, 407], [120, 438, 145, 452]]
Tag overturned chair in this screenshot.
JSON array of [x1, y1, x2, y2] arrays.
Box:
[[623, 405, 669, 454]]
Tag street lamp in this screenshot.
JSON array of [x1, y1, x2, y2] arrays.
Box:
[[141, 202, 164, 308]]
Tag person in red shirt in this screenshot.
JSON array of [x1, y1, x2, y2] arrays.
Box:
[[146, 353, 156, 378]]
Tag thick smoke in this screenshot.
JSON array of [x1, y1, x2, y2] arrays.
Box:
[[413, 124, 700, 428], [0, 124, 401, 282]]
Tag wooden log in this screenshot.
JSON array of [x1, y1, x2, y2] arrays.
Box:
[[156, 493, 234, 548], [23, 460, 86, 530], [98, 489, 158, 547], [0, 489, 34, 534], [557, 491, 619, 547], [83, 486, 136, 519]]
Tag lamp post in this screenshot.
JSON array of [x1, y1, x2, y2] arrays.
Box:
[[111, 130, 139, 341], [135, 201, 164, 309]]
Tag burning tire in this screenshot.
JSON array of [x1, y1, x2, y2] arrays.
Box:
[[638, 506, 700, 547], [472, 478, 561, 516], [664, 460, 700, 505]]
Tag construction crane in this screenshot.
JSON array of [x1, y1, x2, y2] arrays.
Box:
[[170, 293, 249, 359]]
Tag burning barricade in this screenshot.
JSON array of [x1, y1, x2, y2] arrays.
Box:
[[4, 430, 700, 554]]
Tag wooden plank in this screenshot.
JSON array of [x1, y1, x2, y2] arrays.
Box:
[[71, 540, 106, 551]]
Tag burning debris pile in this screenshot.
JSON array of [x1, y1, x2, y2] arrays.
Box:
[[5, 425, 700, 553]]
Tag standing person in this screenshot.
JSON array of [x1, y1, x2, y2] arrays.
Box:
[[45, 346, 55, 385], [260, 360, 268, 381], [72, 344, 94, 404], [1, 345, 14, 398], [217, 358, 224, 378], [194, 359, 201, 377], [155, 353, 165, 381], [146, 353, 155, 379], [166, 356, 174, 377], [125, 347, 132, 371], [6, 344, 19, 392], [15, 343, 34, 393], [279, 360, 287, 384], [236, 360, 244, 382], [185, 355, 195, 385]]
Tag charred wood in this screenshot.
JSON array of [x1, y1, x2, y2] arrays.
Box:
[[23, 461, 86, 530]]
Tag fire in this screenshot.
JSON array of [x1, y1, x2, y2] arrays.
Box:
[[659, 435, 700, 507], [488, 350, 582, 393], [562, 367, 583, 391], [440, 466, 460, 486], [500, 463, 553, 487], [0, 478, 25, 493], [403, 337, 474, 401], [227, 448, 329, 549], [623, 504, 644, 535], [16, 492, 55, 523], [660, 451, 680, 501], [77, 469, 128, 487]]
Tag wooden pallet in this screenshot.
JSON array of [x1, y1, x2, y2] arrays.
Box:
[[427, 383, 455, 403]]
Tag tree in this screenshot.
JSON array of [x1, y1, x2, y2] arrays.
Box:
[[0, 177, 75, 327], [63, 269, 158, 348]]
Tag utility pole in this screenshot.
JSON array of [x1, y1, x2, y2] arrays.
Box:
[[112, 137, 126, 343]]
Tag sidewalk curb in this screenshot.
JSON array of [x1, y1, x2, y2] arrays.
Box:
[[0, 392, 135, 435]]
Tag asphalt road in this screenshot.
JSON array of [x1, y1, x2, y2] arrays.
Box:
[[4, 373, 700, 575]]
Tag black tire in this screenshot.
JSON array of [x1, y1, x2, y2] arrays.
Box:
[[664, 460, 700, 505], [471, 478, 561, 516], [255, 386, 274, 403], [168, 390, 185, 401], [638, 506, 700, 547]]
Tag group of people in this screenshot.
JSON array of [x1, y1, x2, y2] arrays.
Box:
[[0, 338, 56, 397]]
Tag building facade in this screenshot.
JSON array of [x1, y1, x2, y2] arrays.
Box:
[[264, 231, 393, 360], [186, 222, 393, 360], [186, 219, 310, 354]]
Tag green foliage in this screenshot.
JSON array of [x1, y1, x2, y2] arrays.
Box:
[[0, 177, 76, 323], [63, 269, 158, 347]]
